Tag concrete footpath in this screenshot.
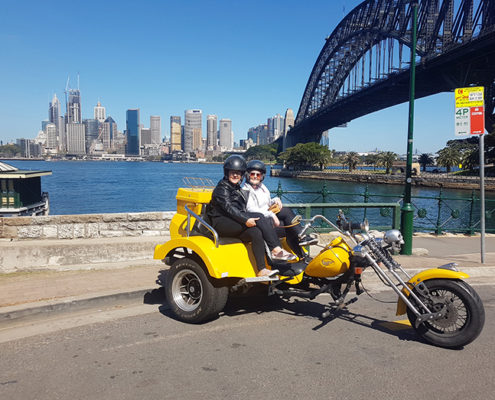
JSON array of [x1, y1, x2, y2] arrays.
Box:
[[0, 235, 494, 327]]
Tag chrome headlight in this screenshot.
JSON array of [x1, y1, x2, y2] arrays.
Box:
[[352, 245, 368, 257], [384, 229, 404, 245]]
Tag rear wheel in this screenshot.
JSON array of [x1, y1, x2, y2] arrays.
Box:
[[406, 279, 485, 348], [165, 258, 228, 324]]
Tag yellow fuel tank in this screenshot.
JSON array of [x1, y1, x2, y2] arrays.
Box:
[[305, 236, 351, 278]]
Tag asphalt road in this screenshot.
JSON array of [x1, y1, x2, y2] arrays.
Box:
[[0, 285, 494, 400]]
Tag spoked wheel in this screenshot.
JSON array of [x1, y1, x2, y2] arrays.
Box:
[[407, 279, 485, 348], [165, 258, 228, 324]]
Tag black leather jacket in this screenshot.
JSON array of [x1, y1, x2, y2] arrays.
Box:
[[206, 178, 249, 225]]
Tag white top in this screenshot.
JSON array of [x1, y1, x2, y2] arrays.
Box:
[[242, 182, 279, 220]]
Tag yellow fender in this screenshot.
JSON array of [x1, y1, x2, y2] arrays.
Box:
[[154, 236, 258, 279], [396, 268, 470, 316]]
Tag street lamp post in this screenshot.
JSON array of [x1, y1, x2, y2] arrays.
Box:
[[401, 0, 418, 255]]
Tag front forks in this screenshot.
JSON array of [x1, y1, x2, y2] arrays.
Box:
[[364, 254, 446, 327]]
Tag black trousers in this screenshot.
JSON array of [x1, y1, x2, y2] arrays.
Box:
[[275, 207, 304, 257], [211, 214, 278, 270]]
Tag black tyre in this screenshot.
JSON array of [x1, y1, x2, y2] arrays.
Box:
[[407, 279, 485, 348], [165, 258, 228, 324]]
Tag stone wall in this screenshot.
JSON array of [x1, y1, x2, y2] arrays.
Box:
[[271, 169, 495, 191], [0, 211, 175, 240]]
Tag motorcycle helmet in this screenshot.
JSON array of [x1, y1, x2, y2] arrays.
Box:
[[246, 159, 266, 182], [223, 155, 247, 177]]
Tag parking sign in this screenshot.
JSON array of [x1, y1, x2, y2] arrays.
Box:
[[454, 87, 484, 136]]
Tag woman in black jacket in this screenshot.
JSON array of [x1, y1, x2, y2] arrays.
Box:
[[206, 155, 293, 277]]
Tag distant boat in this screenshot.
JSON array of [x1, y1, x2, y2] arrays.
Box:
[[0, 161, 52, 217]]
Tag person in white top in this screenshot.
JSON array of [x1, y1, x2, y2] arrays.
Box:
[[242, 160, 318, 258]]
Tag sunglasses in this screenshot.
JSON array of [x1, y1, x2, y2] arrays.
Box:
[[249, 172, 262, 177]]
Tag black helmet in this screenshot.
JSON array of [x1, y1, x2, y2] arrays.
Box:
[[246, 159, 266, 174], [223, 155, 247, 177]]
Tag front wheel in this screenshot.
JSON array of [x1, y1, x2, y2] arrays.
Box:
[[165, 258, 228, 324], [407, 279, 485, 348]]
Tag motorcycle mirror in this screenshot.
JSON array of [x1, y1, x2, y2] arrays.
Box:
[[361, 219, 369, 232]]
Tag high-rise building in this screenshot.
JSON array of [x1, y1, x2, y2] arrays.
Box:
[[83, 119, 99, 153], [140, 128, 152, 146], [283, 108, 294, 151], [66, 89, 82, 124], [184, 109, 202, 153], [94, 101, 106, 123], [49, 94, 63, 151], [126, 109, 140, 155], [206, 115, 217, 150], [49, 94, 60, 124], [58, 116, 66, 152], [45, 123, 58, 149], [16, 139, 41, 158], [219, 119, 233, 150], [66, 123, 86, 154], [248, 124, 268, 145], [268, 114, 284, 143], [170, 116, 181, 152], [102, 117, 116, 150], [150, 116, 161, 144]]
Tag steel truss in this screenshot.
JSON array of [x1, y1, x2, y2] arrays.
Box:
[[291, 0, 495, 145]]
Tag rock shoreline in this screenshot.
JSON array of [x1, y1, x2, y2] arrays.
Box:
[[271, 169, 495, 191]]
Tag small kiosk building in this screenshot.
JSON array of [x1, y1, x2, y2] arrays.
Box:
[[0, 161, 52, 217]]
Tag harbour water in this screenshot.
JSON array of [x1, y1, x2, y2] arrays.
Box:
[[5, 160, 494, 232]]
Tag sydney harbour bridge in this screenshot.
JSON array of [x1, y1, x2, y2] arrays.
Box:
[[285, 0, 495, 147]]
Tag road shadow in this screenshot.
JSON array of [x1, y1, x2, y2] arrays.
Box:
[[224, 291, 424, 344], [142, 269, 167, 306], [149, 270, 422, 344]]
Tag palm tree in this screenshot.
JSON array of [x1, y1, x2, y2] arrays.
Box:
[[418, 153, 434, 172], [437, 147, 461, 173], [378, 151, 397, 174], [461, 148, 478, 171], [364, 154, 379, 170], [343, 152, 360, 172]]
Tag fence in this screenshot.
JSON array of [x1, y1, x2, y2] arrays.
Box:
[[269, 182, 495, 234]]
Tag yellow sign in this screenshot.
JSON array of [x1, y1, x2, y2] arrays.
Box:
[[455, 87, 484, 108]]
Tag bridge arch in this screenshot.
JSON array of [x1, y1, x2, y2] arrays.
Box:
[[288, 0, 495, 146]]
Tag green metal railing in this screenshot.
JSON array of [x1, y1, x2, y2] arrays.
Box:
[[270, 182, 494, 234], [285, 202, 401, 232]]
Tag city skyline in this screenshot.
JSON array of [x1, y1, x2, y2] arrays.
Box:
[[35, 77, 287, 156], [0, 0, 475, 154]]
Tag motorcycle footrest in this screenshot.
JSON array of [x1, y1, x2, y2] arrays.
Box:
[[240, 276, 280, 284]]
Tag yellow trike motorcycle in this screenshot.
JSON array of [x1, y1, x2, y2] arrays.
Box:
[[154, 186, 485, 348]]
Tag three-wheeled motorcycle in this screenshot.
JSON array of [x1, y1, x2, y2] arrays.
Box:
[[154, 185, 485, 348]]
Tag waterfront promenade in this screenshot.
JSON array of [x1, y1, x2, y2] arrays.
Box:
[[271, 169, 495, 191], [1, 234, 494, 333]]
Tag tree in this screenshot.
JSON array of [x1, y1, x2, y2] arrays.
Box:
[[461, 148, 478, 171], [377, 151, 397, 174], [244, 144, 277, 162], [364, 154, 380, 170], [418, 153, 434, 172], [279, 142, 333, 170], [0, 144, 22, 157], [436, 147, 461, 173], [343, 152, 360, 172]]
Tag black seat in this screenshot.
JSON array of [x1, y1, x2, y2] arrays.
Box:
[[271, 260, 308, 277]]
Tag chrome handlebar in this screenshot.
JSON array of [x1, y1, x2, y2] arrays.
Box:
[[184, 204, 220, 248]]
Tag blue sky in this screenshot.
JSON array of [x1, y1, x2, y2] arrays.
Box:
[[0, 0, 460, 154]]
